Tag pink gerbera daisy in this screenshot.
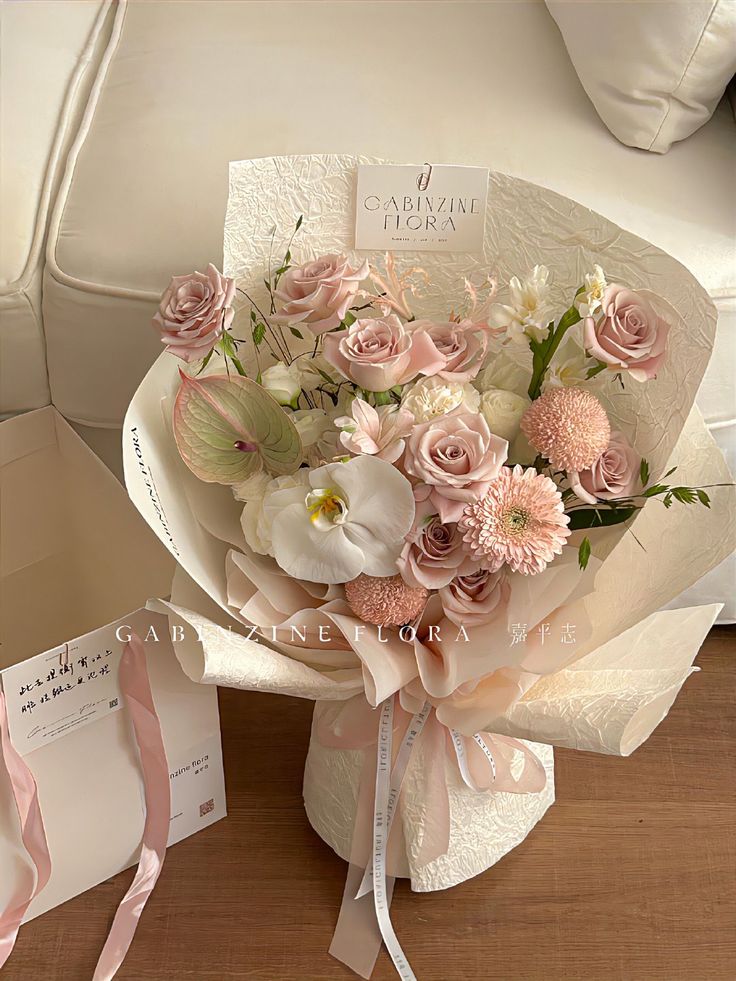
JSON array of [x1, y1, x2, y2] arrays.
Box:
[[459, 465, 570, 575]]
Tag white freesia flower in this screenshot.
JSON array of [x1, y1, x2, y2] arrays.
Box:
[[261, 361, 303, 408], [241, 470, 311, 556], [575, 264, 607, 318], [543, 334, 592, 391], [490, 265, 554, 343], [479, 388, 531, 443], [401, 376, 479, 423], [268, 456, 415, 584]]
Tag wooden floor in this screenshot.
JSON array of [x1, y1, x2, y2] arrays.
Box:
[[5, 627, 735, 981]]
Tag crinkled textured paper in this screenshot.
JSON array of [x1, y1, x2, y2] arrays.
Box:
[[124, 155, 735, 892]]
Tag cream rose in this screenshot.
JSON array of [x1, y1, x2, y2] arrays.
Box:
[[273, 254, 368, 335], [403, 412, 508, 522], [439, 567, 508, 627], [478, 388, 530, 443], [153, 263, 235, 363], [569, 430, 641, 505], [323, 315, 445, 393], [584, 285, 669, 382]]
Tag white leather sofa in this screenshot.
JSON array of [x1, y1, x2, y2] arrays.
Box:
[[2, 0, 734, 615]]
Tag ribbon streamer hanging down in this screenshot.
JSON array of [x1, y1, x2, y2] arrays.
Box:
[[0, 634, 171, 978], [0, 691, 52, 969], [92, 633, 171, 980], [330, 697, 503, 980]]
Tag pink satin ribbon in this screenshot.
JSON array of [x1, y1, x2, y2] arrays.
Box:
[[92, 633, 171, 980], [322, 696, 547, 979], [0, 633, 171, 978], [0, 691, 52, 969]]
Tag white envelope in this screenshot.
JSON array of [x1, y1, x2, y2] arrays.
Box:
[[0, 407, 226, 922]]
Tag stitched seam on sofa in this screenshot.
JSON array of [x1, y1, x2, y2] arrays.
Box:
[[45, 0, 140, 298], [647, 0, 719, 152], [0, 1, 115, 297]]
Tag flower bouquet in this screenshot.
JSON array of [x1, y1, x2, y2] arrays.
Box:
[[124, 156, 734, 979]]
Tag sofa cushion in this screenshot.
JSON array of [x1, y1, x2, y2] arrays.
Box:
[[44, 0, 735, 428], [0, 0, 114, 415], [547, 0, 736, 154]]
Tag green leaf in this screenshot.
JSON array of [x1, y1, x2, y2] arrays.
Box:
[[173, 371, 302, 484], [639, 458, 650, 487], [663, 493, 673, 509], [372, 390, 392, 406], [586, 362, 608, 380], [252, 322, 266, 347], [568, 506, 637, 530], [342, 311, 357, 329], [697, 489, 711, 508], [196, 349, 215, 375], [672, 486, 697, 504], [295, 215, 303, 231], [663, 466, 677, 479], [578, 537, 591, 570], [642, 483, 669, 498], [289, 326, 304, 339]]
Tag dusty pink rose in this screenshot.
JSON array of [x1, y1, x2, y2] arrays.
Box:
[[273, 254, 369, 335], [410, 318, 490, 381], [397, 487, 479, 590], [323, 315, 445, 393], [335, 398, 414, 463], [584, 285, 669, 381], [569, 430, 640, 505], [403, 411, 509, 522], [153, 263, 235, 362], [439, 567, 509, 627]]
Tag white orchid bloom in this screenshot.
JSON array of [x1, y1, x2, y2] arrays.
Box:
[[268, 456, 415, 584]]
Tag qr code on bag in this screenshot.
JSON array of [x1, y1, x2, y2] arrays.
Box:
[[199, 798, 215, 818]]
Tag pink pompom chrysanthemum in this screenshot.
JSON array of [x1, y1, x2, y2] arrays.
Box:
[[345, 574, 428, 627], [520, 386, 610, 471], [459, 465, 570, 575]]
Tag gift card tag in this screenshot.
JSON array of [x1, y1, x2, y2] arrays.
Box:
[[1, 608, 153, 756], [355, 164, 488, 253], [167, 733, 227, 845]]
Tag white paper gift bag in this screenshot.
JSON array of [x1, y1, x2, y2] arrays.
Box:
[[0, 408, 226, 972]]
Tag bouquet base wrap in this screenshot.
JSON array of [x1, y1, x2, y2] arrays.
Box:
[[304, 704, 555, 892]]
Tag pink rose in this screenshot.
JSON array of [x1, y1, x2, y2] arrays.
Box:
[[569, 430, 641, 505], [583, 285, 669, 382], [397, 488, 479, 589], [410, 318, 490, 381], [153, 263, 235, 363], [273, 254, 369, 335], [439, 567, 509, 627], [335, 398, 414, 463], [403, 411, 508, 522], [323, 314, 445, 393]]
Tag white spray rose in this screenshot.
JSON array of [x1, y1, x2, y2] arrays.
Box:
[[260, 361, 302, 408], [240, 470, 311, 556], [474, 343, 533, 397], [401, 376, 479, 423], [478, 388, 531, 442]]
